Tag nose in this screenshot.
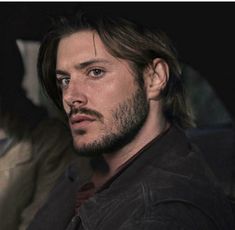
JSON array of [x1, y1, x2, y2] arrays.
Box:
[[63, 79, 88, 110]]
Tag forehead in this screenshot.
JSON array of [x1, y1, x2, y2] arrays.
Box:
[[56, 30, 135, 76], [57, 30, 113, 62]]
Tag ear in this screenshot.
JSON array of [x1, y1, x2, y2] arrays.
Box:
[[144, 58, 169, 100]]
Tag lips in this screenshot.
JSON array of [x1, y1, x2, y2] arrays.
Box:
[[70, 114, 96, 127]]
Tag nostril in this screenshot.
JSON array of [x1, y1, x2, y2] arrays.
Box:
[[64, 95, 88, 108]]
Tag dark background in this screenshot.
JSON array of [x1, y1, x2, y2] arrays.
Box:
[[1, 2, 234, 119]]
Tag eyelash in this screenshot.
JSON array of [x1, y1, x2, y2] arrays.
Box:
[[87, 68, 105, 78], [56, 76, 70, 89], [56, 67, 106, 89]]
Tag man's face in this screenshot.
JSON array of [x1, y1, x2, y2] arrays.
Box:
[[56, 31, 149, 156]]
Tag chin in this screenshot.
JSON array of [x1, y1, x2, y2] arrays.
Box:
[[72, 135, 95, 150], [73, 138, 88, 149]]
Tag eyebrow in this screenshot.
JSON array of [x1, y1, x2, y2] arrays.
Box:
[[56, 59, 110, 76], [75, 59, 110, 70]]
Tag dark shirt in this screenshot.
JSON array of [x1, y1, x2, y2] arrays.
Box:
[[28, 126, 235, 230]]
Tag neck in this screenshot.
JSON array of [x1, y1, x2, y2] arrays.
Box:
[[92, 105, 169, 188], [104, 117, 169, 174]]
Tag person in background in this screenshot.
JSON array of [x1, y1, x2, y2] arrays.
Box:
[[0, 38, 90, 230], [28, 12, 235, 230]]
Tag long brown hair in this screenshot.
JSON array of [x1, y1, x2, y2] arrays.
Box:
[[38, 12, 194, 128]]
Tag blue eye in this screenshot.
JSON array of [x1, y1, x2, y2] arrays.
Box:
[[88, 68, 105, 78], [61, 78, 70, 87], [56, 76, 70, 89]]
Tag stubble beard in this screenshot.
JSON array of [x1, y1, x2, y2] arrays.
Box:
[[73, 86, 149, 158]]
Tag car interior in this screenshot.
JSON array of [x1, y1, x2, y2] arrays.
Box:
[[1, 1, 235, 219]]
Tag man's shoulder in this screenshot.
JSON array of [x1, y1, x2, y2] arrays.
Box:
[[26, 163, 81, 230], [105, 126, 235, 229]]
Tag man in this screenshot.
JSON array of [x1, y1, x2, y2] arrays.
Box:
[[28, 12, 235, 230]]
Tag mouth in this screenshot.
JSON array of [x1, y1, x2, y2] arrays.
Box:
[[69, 115, 96, 129]]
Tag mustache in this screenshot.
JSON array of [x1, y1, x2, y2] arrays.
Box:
[[68, 107, 103, 120]]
